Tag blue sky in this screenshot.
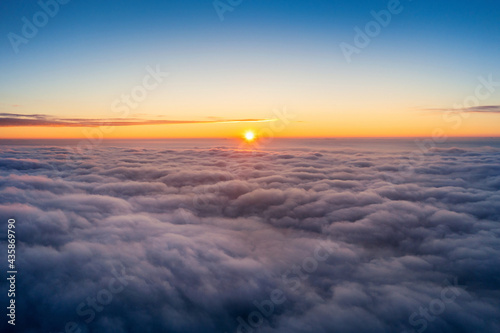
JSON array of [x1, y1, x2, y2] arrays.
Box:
[[1, 0, 500, 137]]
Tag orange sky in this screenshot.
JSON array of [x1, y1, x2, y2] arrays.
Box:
[[1, 109, 499, 139]]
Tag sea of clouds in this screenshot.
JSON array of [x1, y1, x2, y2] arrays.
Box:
[[0, 139, 499, 333]]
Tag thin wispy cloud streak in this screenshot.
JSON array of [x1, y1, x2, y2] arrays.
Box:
[[427, 105, 500, 113], [0, 113, 277, 127]]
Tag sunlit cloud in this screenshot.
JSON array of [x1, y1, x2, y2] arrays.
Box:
[[1, 141, 499, 332], [0, 113, 277, 127], [426, 105, 500, 113]]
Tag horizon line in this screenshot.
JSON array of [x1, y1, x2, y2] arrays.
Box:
[[2, 136, 500, 141]]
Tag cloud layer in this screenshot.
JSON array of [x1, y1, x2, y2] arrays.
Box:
[[0, 140, 499, 333]]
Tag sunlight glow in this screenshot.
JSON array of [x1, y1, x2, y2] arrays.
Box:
[[244, 130, 256, 142]]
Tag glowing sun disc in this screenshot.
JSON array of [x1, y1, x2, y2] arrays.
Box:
[[244, 131, 256, 142]]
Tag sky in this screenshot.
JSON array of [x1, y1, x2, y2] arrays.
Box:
[[1, 0, 500, 138]]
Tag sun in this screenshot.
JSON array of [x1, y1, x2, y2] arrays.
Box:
[[244, 130, 256, 142]]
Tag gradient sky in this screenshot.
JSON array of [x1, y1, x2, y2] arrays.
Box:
[[1, 0, 500, 138]]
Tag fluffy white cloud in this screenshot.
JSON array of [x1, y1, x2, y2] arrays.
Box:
[[0, 141, 499, 333]]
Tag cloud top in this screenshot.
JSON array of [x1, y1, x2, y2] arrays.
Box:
[[0, 140, 499, 333]]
